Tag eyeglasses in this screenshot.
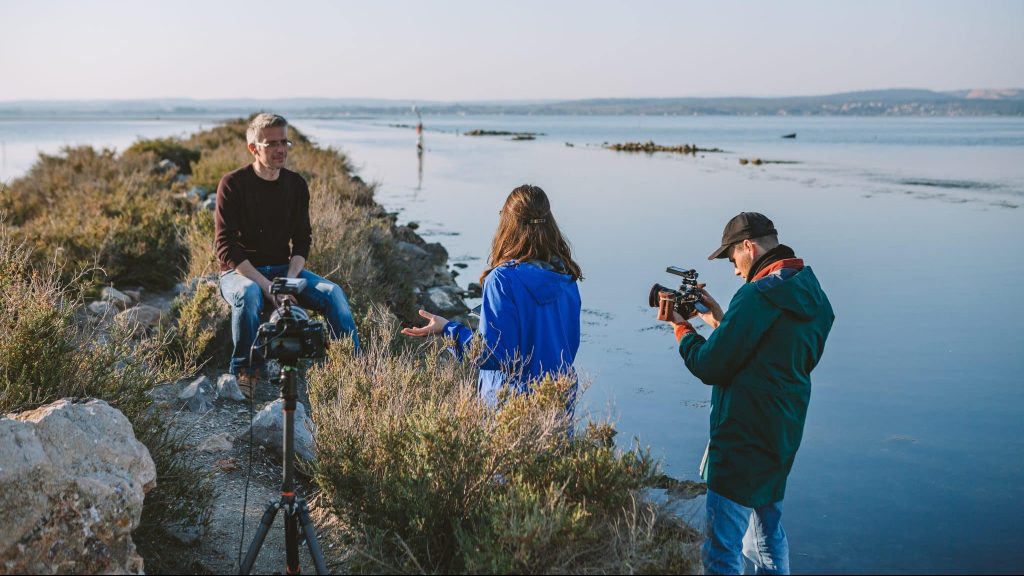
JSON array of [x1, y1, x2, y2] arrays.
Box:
[[254, 139, 293, 149]]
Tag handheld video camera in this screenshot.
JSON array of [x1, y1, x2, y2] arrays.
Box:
[[256, 278, 328, 364], [648, 266, 710, 319]]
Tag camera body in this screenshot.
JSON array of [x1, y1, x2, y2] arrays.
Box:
[[648, 266, 710, 319], [256, 278, 328, 363]]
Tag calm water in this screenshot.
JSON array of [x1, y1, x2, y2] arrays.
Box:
[[3, 115, 1023, 574]]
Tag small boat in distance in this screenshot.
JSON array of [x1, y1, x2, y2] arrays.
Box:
[[781, 133, 797, 139]]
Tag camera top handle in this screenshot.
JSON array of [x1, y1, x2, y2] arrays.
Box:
[[271, 277, 307, 296]]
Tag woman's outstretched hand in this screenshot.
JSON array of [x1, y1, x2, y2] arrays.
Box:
[[400, 309, 450, 337]]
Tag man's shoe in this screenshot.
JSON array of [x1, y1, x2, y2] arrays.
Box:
[[237, 370, 262, 400]]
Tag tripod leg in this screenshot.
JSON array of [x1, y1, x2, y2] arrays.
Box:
[[240, 500, 281, 575], [297, 501, 329, 575], [285, 502, 300, 574]]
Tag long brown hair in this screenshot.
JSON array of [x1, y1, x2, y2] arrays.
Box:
[[480, 184, 583, 283]]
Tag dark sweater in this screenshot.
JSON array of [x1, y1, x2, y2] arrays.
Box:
[[215, 165, 312, 272]]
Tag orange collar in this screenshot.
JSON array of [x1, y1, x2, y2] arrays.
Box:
[[751, 258, 804, 282]]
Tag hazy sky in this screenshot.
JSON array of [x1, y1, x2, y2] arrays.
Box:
[[2, 0, 1022, 101]]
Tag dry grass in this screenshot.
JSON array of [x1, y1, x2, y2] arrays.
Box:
[[0, 231, 216, 570], [306, 309, 701, 574]]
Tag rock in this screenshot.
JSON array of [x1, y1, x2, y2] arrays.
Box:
[[198, 432, 234, 452], [0, 399, 155, 575], [397, 241, 456, 289], [605, 141, 723, 154], [466, 282, 483, 298], [394, 225, 424, 244], [200, 196, 216, 211], [178, 376, 217, 413], [422, 242, 449, 264], [245, 399, 316, 462], [166, 523, 204, 546], [426, 286, 471, 317], [397, 241, 430, 261], [453, 262, 468, 269], [188, 185, 208, 200], [216, 374, 247, 402], [751, 158, 763, 166], [407, 221, 420, 230], [101, 286, 133, 310], [215, 458, 239, 472], [156, 158, 176, 172], [115, 304, 164, 337], [121, 289, 142, 304], [87, 300, 117, 317], [739, 158, 749, 165]]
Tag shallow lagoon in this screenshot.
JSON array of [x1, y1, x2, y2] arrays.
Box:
[[298, 115, 1024, 574]]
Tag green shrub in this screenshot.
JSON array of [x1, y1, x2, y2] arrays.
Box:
[[307, 309, 701, 574], [0, 146, 187, 289], [0, 232, 215, 571], [164, 280, 231, 372], [124, 137, 200, 174]]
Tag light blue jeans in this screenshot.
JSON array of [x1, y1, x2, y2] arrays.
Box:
[[703, 489, 790, 575], [219, 265, 360, 375]]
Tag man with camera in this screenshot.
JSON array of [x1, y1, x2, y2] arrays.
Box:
[[215, 113, 360, 398], [657, 212, 834, 575]]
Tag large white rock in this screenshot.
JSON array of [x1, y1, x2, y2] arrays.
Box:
[[116, 304, 163, 330], [216, 374, 247, 402], [0, 399, 155, 575], [245, 399, 316, 462]]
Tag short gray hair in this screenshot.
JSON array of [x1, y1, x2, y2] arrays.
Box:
[[246, 113, 289, 146]]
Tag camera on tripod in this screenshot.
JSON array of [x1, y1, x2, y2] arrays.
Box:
[[256, 277, 328, 363], [648, 266, 710, 319]]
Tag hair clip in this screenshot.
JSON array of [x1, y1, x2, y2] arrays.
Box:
[[526, 218, 547, 224]]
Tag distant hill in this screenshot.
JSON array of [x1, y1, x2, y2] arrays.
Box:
[[1, 89, 1022, 117]]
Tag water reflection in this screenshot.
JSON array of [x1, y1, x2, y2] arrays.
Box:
[[296, 116, 1024, 574]]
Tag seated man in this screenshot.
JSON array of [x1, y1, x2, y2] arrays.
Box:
[[215, 113, 360, 397]]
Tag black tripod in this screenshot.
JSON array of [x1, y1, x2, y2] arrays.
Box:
[[239, 362, 328, 575]]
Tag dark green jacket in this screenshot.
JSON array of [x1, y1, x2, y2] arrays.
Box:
[[679, 265, 834, 508]]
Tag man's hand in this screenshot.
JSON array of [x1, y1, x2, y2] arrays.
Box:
[[695, 284, 724, 329], [400, 309, 450, 337], [657, 292, 690, 325]]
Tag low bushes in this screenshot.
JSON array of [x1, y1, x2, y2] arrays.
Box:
[[0, 232, 215, 570], [0, 146, 187, 290], [307, 310, 701, 574]]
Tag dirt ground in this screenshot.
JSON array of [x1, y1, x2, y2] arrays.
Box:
[[146, 362, 350, 575]]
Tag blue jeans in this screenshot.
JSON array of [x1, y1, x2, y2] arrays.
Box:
[[219, 265, 361, 375], [703, 489, 789, 575]]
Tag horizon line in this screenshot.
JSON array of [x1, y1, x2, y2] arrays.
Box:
[[2, 87, 1023, 106]]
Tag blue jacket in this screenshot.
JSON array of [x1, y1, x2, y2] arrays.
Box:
[[444, 260, 581, 395]]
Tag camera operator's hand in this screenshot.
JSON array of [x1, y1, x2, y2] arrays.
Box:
[[657, 291, 690, 324], [400, 309, 450, 337], [695, 283, 724, 329]]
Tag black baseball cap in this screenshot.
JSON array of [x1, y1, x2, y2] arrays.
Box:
[[708, 212, 778, 260]]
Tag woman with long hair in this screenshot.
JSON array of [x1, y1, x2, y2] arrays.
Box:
[[401, 184, 583, 415]]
